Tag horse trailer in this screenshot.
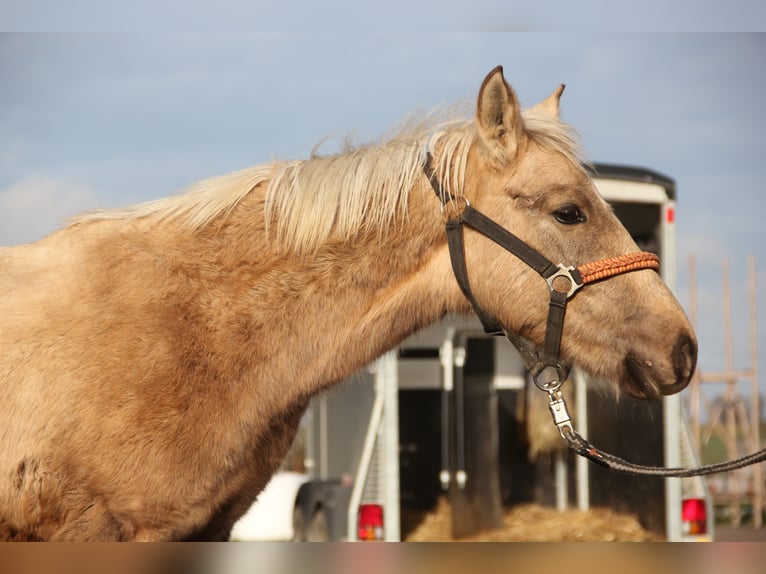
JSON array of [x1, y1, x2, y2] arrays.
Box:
[[233, 163, 712, 542]]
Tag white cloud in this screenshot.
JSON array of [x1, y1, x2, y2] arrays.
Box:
[[0, 178, 98, 246]]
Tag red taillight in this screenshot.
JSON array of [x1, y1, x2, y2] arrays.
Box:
[[666, 206, 675, 224], [682, 498, 707, 535], [357, 504, 384, 541]]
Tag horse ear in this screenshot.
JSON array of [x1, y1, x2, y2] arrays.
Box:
[[530, 84, 566, 118], [476, 66, 524, 163]]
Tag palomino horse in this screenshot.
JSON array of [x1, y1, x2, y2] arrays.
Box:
[[0, 67, 696, 541]]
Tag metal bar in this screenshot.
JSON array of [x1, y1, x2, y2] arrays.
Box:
[[346, 363, 386, 541], [663, 394, 683, 540], [319, 394, 328, 479], [661, 197, 682, 542], [679, 405, 717, 541], [454, 343, 467, 489], [439, 329, 455, 490], [574, 368, 590, 511], [379, 352, 401, 542]]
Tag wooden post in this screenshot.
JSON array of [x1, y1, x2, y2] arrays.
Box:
[[689, 255, 701, 451], [722, 260, 742, 526], [748, 255, 762, 528], [693, 256, 762, 530]]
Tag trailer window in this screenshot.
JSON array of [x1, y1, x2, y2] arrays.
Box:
[[611, 202, 661, 255]]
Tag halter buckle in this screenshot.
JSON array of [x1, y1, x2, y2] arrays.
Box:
[[546, 265, 583, 299], [440, 195, 470, 217]]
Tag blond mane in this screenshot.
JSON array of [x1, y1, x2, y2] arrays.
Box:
[[71, 106, 584, 252]]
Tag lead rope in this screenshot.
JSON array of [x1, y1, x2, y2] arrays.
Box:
[[423, 152, 766, 478], [544, 390, 766, 477]]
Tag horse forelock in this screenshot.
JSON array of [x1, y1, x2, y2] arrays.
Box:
[[68, 106, 585, 253], [521, 106, 588, 169]]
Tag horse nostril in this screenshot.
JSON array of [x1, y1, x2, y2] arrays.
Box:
[[672, 334, 697, 389]]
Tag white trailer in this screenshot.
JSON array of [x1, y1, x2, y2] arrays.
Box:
[[235, 163, 712, 542]]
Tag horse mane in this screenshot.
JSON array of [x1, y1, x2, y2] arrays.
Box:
[[70, 105, 584, 252]]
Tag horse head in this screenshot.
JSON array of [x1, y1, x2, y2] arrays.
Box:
[[433, 66, 697, 400]]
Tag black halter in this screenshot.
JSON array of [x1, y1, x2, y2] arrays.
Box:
[[423, 152, 766, 477], [423, 152, 585, 392]]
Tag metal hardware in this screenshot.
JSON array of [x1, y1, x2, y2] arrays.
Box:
[[547, 390, 574, 439], [546, 264, 583, 298], [533, 365, 564, 394], [440, 195, 470, 216]]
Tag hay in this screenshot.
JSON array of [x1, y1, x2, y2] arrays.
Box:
[[405, 498, 660, 542]]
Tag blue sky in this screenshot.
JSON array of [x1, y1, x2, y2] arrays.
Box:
[[1, 33, 765, 392], [2, 1, 765, 32]]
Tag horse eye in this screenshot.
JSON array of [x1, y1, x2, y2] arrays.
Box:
[[554, 204, 585, 225]]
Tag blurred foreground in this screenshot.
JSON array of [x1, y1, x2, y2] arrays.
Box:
[[1, 542, 764, 574]]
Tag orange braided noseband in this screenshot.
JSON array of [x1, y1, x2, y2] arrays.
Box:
[[577, 252, 660, 285]]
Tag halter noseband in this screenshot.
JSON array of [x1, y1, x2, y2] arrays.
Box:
[[423, 153, 660, 395]]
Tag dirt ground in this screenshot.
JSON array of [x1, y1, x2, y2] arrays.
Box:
[[404, 498, 661, 542]]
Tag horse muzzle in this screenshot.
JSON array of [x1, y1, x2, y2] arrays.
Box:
[[621, 333, 697, 400]]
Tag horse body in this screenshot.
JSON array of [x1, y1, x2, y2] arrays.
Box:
[[0, 67, 696, 540], [0, 183, 461, 540]]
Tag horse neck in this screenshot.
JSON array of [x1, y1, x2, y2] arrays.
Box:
[[191, 184, 464, 399]]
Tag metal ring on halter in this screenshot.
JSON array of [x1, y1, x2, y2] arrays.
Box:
[[440, 195, 470, 216], [546, 265, 583, 299], [532, 364, 566, 393]]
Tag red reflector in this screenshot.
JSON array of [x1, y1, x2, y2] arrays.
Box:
[[357, 504, 384, 541], [682, 498, 707, 535], [666, 206, 675, 224]]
